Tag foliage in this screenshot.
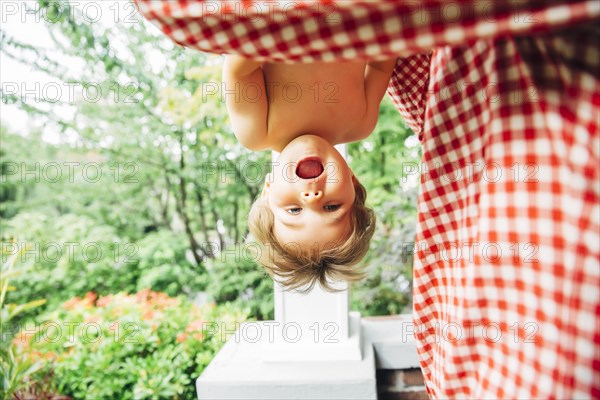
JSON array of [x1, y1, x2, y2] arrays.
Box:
[[0, 244, 47, 400], [2, 0, 267, 264], [0, 3, 427, 398], [0, 2, 429, 399], [348, 98, 421, 314], [1, 0, 421, 348], [134, 230, 207, 297], [2, 211, 138, 319], [1, 213, 210, 323], [17, 290, 247, 400], [205, 250, 274, 321]]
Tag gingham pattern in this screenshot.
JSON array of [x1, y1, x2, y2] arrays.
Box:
[[134, 1, 600, 398], [387, 52, 433, 137], [413, 24, 600, 398]]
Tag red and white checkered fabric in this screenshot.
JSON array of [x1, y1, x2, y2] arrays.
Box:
[[134, 1, 600, 398], [413, 24, 600, 399]]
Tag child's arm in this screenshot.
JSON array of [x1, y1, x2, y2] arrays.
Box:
[[222, 55, 270, 151], [354, 58, 398, 139]]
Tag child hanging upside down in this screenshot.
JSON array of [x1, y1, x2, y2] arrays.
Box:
[[223, 55, 397, 291]]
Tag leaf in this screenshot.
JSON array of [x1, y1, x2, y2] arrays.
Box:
[[6, 299, 47, 321]]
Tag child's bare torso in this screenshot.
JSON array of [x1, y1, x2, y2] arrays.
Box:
[[262, 61, 368, 150]]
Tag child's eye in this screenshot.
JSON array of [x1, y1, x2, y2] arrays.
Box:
[[286, 207, 302, 215], [323, 204, 341, 212]]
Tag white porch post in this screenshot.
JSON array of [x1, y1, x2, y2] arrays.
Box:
[[261, 279, 363, 361]]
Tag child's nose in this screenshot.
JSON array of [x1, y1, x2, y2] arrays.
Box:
[[300, 190, 323, 202]]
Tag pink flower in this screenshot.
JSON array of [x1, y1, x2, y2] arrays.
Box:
[[63, 297, 81, 310], [141, 309, 155, 321], [185, 320, 205, 333], [83, 314, 102, 324], [176, 332, 187, 343], [97, 295, 114, 307]]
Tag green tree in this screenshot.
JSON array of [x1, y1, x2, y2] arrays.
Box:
[[1, 0, 421, 320], [1, 1, 267, 269]]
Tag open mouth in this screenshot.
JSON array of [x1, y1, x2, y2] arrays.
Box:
[[296, 157, 324, 179]]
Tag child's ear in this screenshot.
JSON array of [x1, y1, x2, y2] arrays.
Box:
[[351, 172, 357, 186]]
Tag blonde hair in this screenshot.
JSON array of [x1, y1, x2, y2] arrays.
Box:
[[248, 178, 375, 292]]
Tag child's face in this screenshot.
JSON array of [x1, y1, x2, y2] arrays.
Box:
[[265, 135, 356, 252]]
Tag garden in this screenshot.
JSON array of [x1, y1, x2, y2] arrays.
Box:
[[0, 1, 420, 399]]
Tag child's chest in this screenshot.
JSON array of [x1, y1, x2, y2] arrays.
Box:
[[263, 62, 368, 142]]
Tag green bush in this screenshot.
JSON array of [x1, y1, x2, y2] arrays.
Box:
[[2, 212, 138, 316], [2, 213, 207, 320], [351, 264, 411, 316], [0, 245, 47, 400], [206, 251, 274, 321], [18, 290, 247, 400], [135, 230, 207, 297]]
